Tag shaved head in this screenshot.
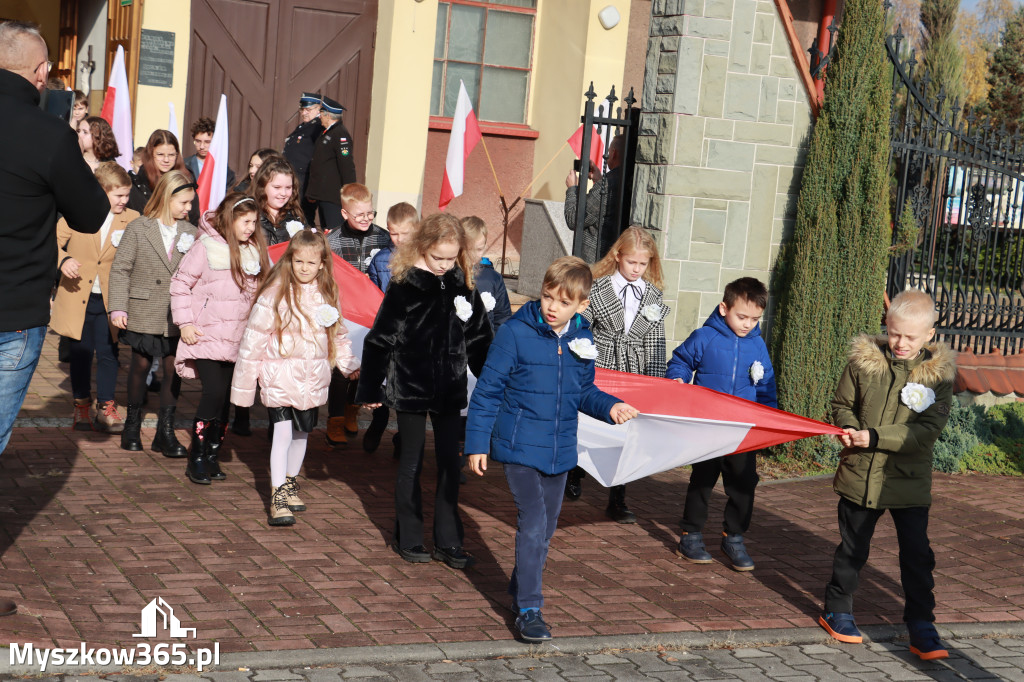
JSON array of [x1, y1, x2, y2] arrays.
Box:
[[0, 21, 48, 91]]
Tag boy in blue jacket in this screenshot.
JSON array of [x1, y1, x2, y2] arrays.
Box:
[[466, 257, 638, 644], [666, 277, 776, 571]]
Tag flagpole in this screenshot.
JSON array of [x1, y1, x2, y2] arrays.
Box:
[[519, 139, 570, 198], [477, 136, 504, 200]]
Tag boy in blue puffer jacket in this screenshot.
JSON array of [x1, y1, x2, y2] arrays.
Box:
[[666, 277, 777, 572], [466, 257, 638, 644]]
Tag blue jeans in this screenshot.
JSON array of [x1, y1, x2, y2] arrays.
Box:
[[504, 462, 567, 610], [0, 326, 46, 454]]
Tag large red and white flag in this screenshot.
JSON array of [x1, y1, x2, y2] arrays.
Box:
[[99, 45, 133, 171], [439, 80, 482, 210], [267, 243, 383, 359], [576, 369, 843, 486], [196, 94, 229, 216]]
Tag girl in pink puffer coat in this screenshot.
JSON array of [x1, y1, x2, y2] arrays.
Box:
[[231, 229, 359, 527], [171, 193, 270, 486]]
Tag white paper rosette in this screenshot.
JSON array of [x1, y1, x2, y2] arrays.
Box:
[[110, 230, 123, 248], [285, 220, 304, 238], [454, 295, 473, 322], [900, 382, 936, 413], [749, 360, 764, 385], [314, 303, 340, 328], [176, 233, 195, 253], [642, 303, 662, 322], [242, 260, 261, 276], [568, 338, 599, 360], [480, 291, 496, 312]]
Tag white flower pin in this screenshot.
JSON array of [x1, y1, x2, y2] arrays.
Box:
[[110, 230, 124, 248], [454, 295, 473, 322], [314, 303, 340, 328], [480, 291, 496, 312], [642, 303, 662, 322], [285, 220, 304, 238], [568, 338, 599, 360], [176, 233, 195, 254], [901, 382, 936, 413], [242, 260, 261, 276], [749, 360, 765, 385]]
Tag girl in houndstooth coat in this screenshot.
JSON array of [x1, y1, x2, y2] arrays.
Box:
[[565, 227, 669, 523]]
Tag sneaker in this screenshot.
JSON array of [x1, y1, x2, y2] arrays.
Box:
[[907, 620, 949, 660], [268, 486, 296, 526], [515, 609, 552, 643], [432, 545, 475, 570], [819, 612, 863, 644], [94, 400, 125, 433], [325, 416, 348, 446], [281, 475, 306, 512], [721, 533, 755, 571], [72, 398, 93, 431], [676, 532, 713, 563], [393, 544, 432, 564]]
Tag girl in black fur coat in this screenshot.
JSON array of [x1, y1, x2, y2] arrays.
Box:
[[356, 213, 492, 569]]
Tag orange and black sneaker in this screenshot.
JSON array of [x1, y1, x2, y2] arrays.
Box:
[[907, 620, 949, 660], [819, 612, 864, 644]]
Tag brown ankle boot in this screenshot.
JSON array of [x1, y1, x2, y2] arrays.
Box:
[[94, 400, 125, 433], [344, 404, 360, 435], [325, 416, 348, 446], [268, 486, 296, 526], [282, 476, 306, 511]]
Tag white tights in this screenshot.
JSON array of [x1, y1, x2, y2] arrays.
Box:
[[270, 420, 309, 488]]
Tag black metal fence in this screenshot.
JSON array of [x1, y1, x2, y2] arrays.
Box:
[[885, 27, 1024, 354], [570, 84, 640, 263]]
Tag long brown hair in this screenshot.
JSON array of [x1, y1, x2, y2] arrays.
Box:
[[255, 230, 341, 363], [591, 225, 664, 290], [208, 192, 270, 292], [144, 169, 194, 222], [84, 116, 119, 161], [141, 129, 186, 190], [251, 157, 304, 226], [391, 213, 474, 289]]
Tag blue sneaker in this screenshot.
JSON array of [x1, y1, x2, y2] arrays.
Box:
[[676, 532, 713, 563], [721, 533, 755, 571], [515, 609, 552, 643], [819, 612, 863, 643], [907, 620, 949, 660]]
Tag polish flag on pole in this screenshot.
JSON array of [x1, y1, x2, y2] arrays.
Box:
[[99, 45, 133, 171], [439, 80, 482, 210], [196, 94, 229, 216], [567, 123, 605, 172]]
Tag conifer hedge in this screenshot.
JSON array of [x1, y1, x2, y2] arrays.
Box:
[[769, 0, 893, 459]]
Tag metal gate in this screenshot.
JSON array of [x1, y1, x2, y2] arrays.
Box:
[[886, 27, 1024, 354]]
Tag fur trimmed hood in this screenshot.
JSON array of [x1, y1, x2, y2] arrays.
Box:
[[848, 334, 957, 386]]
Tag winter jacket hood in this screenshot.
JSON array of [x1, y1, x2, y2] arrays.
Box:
[[464, 300, 621, 475], [831, 334, 956, 509], [665, 308, 777, 407]]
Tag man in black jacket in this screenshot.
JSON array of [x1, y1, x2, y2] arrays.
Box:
[[283, 92, 324, 225], [306, 96, 356, 230], [0, 22, 108, 469]]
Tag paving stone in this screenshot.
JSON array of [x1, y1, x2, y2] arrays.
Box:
[[509, 657, 559, 670], [339, 666, 390, 679], [586, 654, 629, 666], [251, 672, 304, 681], [376, 664, 432, 682], [619, 651, 682, 671], [462, 659, 527, 679]]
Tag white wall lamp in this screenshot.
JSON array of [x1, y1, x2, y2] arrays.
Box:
[[598, 5, 621, 30]]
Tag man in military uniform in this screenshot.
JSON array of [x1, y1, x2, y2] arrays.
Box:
[[283, 92, 323, 225], [306, 96, 356, 230]]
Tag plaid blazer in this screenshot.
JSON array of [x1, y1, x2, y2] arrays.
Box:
[[107, 216, 198, 337], [326, 222, 392, 273], [583, 276, 667, 377]]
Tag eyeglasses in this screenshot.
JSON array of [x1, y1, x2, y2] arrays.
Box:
[[38, 60, 53, 74], [352, 211, 377, 221]]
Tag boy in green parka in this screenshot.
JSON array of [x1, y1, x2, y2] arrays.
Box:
[[819, 290, 956, 661]]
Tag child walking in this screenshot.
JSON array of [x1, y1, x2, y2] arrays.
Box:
[[171, 193, 269, 485], [356, 213, 493, 569], [52, 162, 139, 433], [460, 216, 512, 331], [566, 226, 668, 523], [819, 289, 955, 660], [108, 169, 199, 456], [466, 257, 638, 643], [666, 277, 776, 571], [231, 230, 360, 526]]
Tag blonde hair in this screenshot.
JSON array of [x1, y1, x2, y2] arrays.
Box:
[[460, 216, 487, 241], [208, 192, 270, 292], [143, 169, 194, 222], [888, 289, 939, 326], [340, 182, 372, 206], [543, 256, 593, 303], [387, 202, 418, 227], [391, 213, 474, 289], [94, 162, 131, 191], [591, 226, 664, 290], [255, 230, 342, 363]]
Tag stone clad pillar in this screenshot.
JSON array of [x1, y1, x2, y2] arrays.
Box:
[[633, 0, 815, 349]]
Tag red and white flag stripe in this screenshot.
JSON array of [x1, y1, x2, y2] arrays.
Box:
[[196, 94, 229, 216], [438, 80, 482, 210], [99, 45, 133, 172]]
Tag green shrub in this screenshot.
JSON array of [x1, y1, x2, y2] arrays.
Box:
[[932, 399, 984, 473], [933, 400, 1024, 475]]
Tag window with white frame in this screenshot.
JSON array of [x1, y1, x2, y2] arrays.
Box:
[[430, 0, 537, 125]]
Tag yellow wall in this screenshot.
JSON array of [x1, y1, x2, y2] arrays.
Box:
[[529, 0, 632, 202], [365, 0, 439, 222], [134, 0, 190, 148], [0, 0, 60, 63]]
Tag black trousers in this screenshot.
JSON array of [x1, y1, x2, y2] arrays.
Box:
[[327, 369, 357, 418], [194, 359, 234, 421], [318, 201, 344, 230], [824, 497, 936, 622], [680, 451, 759, 535], [69, 293, 118, 403], [394, 410, 463, 550]]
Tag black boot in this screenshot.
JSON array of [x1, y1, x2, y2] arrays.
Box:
[[205, 418, 226, 481], [186, 419, 212, 485], [606, 485, 637, 524], [565, 467, 584, 501], [231, 406, 251, 436], [152, 406, 187, 458], [120, 403, 144, 451], [362, 405, 389, 453]]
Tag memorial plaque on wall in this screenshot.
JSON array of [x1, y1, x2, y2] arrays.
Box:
[[138, 29, 174, 87]]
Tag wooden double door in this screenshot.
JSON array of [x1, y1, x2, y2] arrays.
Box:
[[185, 0, 376, 180]]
